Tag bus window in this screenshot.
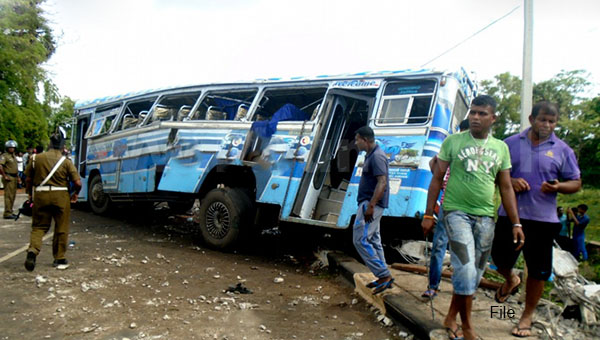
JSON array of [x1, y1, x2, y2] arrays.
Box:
[[452, 90, 468, 125], [191, 89, 258, 121], [117, 97, 157, 130], [251, 87, 327, 122], [149, 92, 201, 123], [376, 80, 436, 125], [85, 105, 121, 138]]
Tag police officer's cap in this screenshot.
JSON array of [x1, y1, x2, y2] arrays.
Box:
[[49, 126, 67, 149], [5, 140, 17, 149]]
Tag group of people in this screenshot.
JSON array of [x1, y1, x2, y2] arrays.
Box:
[[352, 95, 583, 340], [557, 204, 591, 261], [1, 143, 43, 218], [1, 132, 81, 271]]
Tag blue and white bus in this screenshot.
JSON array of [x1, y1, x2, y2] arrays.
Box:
[[71, 68, 476, 248]]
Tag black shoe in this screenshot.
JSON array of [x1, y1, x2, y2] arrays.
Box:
[[53, 259, 69, 269], [24, 252, 36, 271], [4, 215, 17, 219]]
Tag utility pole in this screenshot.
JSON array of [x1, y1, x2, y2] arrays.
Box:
[[520, 0, 533, 131], [518, 0, 534, 304]]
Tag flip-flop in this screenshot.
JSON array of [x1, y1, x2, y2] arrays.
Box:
[[422, 289, 438, 298], [495, 277, 520, 303], [373, 278, 394, 295], [366, 280, 378, 288], [511, 325, 532, 338], [446, 326, 464, 340]]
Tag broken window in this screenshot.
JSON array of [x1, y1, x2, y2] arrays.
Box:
[[452, 90, 468, 127], [376, 80, 436, 125], [85, 104, 122, 138], [148, 92, 201, 123], [252, 87, 327, 122], [116, 97, 158, 130], [191, 89, 258, 121]]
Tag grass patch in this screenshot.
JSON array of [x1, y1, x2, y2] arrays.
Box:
[[558, 186, 600, 242]]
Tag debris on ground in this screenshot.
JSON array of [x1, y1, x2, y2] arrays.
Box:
[[225, 283, 253, 294]]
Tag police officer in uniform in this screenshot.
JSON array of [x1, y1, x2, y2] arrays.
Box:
[[0, 140, 21, 219], [24, 130, 81, 271]]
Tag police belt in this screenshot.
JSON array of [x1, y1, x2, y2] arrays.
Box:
[[35, 186, 68, 192]]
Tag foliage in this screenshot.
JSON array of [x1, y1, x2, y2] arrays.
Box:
[[481, 70, 600, 187], [480, 72, 522, 139], [558, 186, 600, 242], [0, 0, 69, 151]]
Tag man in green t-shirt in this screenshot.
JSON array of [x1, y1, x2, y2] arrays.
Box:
[[421, 95, 523, 340]]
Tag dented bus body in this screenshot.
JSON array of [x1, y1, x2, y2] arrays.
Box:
[[72, 68, 476, 248]]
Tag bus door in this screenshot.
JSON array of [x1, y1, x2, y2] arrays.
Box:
[[73, 113, 90, 200], [292, 90, 372, 220]]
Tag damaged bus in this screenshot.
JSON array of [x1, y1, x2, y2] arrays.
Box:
[[71, 68, 476, 248]]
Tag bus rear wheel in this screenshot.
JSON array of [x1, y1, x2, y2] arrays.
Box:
[[196, 187, 253, 249], [88, 175, 111, 214]]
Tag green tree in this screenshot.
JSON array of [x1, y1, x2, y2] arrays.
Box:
[[480, 72, 522, 140], [0, 0, 57, 150], [481, 70, 600, 187]]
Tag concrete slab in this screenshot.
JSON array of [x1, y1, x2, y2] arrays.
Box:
[[328, 252, 544, 340]]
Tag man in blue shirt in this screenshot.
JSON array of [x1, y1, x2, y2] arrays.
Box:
[[353, 126, 392, 294], [570, 204, 590, 261]]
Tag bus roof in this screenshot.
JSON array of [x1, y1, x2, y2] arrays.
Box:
[[74, 68, 471, 110]]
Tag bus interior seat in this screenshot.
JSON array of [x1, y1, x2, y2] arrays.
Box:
[[255, 110, 270, 121], [122, 114, 138, 129], [207, 106, 225, 120], [153, 106, 175, 122], [234, 104, 249, 121], [177, 105, 192, 121], [310, 104, 321, 121]]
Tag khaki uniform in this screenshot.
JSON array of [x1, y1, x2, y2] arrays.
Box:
[[0, 152, 18, 217], [24, 149, 80, 260]]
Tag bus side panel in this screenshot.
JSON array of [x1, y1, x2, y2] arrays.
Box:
[[255, 160, 306, 217], [158, 129, 244, 193], [336, 135, 427, 227], [98, 160, 119, 192], [159, 152, 216, 193], [78, 175, 89, 202], [254, 131, 312, 217], [128, 130, 175, 192], [119, 156, 157, 192]]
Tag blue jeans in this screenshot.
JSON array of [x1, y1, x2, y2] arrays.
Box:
[[443, 210, 495, 295], [572, 233, 588, 261], [428, 209, 448, 290], [353, 201, 390, 278]]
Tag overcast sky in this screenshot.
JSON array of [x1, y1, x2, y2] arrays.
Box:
[[41, 0, 600, 102]]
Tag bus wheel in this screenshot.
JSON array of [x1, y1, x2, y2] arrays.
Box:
[[88, 175, 110, 214], [196, 187, 252, 249]]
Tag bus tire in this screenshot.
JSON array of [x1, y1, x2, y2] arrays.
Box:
[[196, 187, 253, 249], [88, 175, 111, 215]]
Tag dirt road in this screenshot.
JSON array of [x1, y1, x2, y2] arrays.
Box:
[[0, 193, 405, 340]]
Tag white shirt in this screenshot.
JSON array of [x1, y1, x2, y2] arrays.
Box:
[[16, 156, 23, 172]]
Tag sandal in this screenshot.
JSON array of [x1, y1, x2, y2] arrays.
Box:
[[373, 278, 394, 295], [366, 280, 378, 288], [422, 289, 438, 298], [511, 325, 532, 338], [446, 326, 464, 340], [495, 276, 520, 303]]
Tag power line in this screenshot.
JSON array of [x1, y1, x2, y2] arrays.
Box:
[[421, 5, 521, 68]]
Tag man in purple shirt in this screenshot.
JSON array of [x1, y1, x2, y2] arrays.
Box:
[[491, 101, 581, 338]]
